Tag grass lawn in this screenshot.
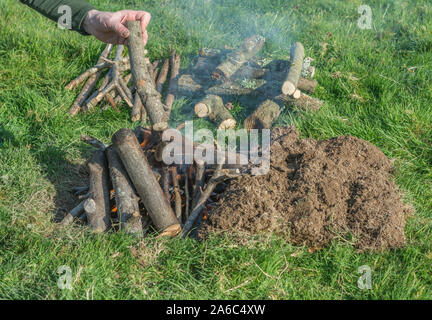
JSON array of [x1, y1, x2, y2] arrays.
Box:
[[0, 0, 431, 299]]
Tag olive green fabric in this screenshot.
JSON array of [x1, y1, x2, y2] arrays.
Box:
[[20, 0, 95, 34]]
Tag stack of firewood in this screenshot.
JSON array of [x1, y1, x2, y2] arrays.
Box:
[[62, 22, 244, 237], [62, 23, 323, 237], [63, 126, 238, 237], [65, 42, 180, 125], [178, 38, 322, 130]]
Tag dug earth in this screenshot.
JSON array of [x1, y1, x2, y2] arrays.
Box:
[[199, 126, 412, 251]]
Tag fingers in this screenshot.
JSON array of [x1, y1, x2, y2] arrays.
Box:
[[137, 11, 151, 34], [138, 12, 151, 46], [109, 10, 151, 46], [143, 30, 149, 47], [112, 21, 130, 39]]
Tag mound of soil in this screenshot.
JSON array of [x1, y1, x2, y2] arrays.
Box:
[[200, 126, 412, 250]]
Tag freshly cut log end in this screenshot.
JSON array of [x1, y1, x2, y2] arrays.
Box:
[[112, 128, 178, 232], [293, 89, 301, 99], [212, 35, 265, 81], [194, 94, 236, 129], [243, 99, 281, 130], [282, 42, 305, 96], [219, 118, 237, 130], [282, 81, 296, 96], [194, 102, 210, 118], [158, 223, 182, 238], [86, 150, 111, 233]]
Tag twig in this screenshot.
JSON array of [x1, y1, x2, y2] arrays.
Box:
[[84, 45, 133, 112], [68, 44, 113, 115], [60, 200, 86, 226], [182, 161, 225, 237], [80, 134, 107, 151], [156, 59, 169, 93], [192, 161, 206, 209], [170, 167, 182, 222], [184, 167, 190, 219], [165, 49, 181, 112]]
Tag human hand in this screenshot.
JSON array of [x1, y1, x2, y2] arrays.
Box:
[[82, 9, 151, 45]]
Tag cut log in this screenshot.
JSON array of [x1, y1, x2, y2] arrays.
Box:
[[106, 146, 143, 235], [282, 42, 305, 96], [131, 91, 143, 122], [297, 78, 318, 94], [212, 35, 265, 81], [156, 59, 169, 93], [276, 93, 323, 111], [112, 128, 180, 234], [86, 150, 111, 232], [177, 74, 202, 94], [60, 200, 85, 226], [192, 161, 206, 210], [127, 21, 168, 131], [170, 167, 182, 222], [161, 165, 170, 201], [243, 99, 281, 130], [165, 50, 181, 111], [194, 94, 236, 129]]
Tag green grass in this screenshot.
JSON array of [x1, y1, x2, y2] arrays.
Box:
[[1, 0, 432, 299]]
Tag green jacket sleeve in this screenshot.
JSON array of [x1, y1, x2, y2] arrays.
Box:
[[20, 0, 96, 35]]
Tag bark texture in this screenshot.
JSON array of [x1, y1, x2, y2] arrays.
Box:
[[127, 21, 168, 131], [86, 150, 111, 232], [194, 94, 236, 129], [106, 146, 143, 235], [282, 42, 305, 95], [112, 128, 180, 234]]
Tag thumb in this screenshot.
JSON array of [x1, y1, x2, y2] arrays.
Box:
[[113, 22, 130, 39]]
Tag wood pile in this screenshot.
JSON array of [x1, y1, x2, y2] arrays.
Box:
[[62, 24, 324, 237]]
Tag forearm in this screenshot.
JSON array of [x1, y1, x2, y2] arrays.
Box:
[[20, 0, 95, 34]]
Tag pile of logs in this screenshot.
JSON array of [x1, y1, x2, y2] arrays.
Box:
[[65, 38, 180, 125], [62, 22, 240, 237], [178, 38, 323, 130], [64, 127, 235, 237], [62, 23, 324, 237]]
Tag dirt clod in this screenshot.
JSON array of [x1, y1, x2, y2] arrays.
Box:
[[200, 126, 412, 250]]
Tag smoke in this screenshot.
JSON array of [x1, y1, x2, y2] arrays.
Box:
[[148, 0, 296, 57]]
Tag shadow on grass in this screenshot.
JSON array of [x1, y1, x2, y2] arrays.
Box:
[[27, 127, 90, 222]]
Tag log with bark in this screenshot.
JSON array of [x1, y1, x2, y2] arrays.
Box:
[[244, 93, 323, 129], [212, 35, 265, 82], [243, 99, 281, 130], [282, 42, 305, 96], [112, 128, 180, 235], [165, 50, 181, 112], [275, 93, 323, 111], [106, 146, 144, 235], [194, 94, 236, 129], [86, 150, 111, 232], [127, 21, 168, 131]]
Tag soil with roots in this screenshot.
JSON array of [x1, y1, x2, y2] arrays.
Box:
[[199, 126, 412, 251]]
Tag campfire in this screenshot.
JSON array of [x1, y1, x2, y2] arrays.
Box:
[[62, 21, 324, 237]]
